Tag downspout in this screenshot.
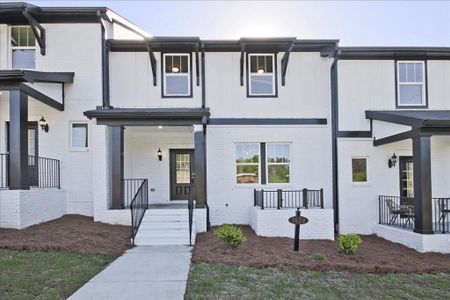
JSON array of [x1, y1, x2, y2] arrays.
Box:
[[98, 11, 111, 109]]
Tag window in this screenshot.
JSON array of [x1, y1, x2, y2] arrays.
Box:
[[397, 61, 426, 107], [10, 26, 36, 69], [70, 123, 88, 149], [248, 54, 276, 96], [352, 158, 368, 183], [163, 54, 191, 97], [235, 143, 260, 184], [266, 143, 290, 183]]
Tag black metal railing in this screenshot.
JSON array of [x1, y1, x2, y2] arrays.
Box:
[[434, 198, 450, 234], [254, 188, 324, 209], [188, 181, 195, 246], [379, 195, 415, 229], [29, 155, 60, 188], [130, 179, 148, 245], [205, 202, 210, 231], [0, 154, 8, 189], [122, 178, 147, 208]]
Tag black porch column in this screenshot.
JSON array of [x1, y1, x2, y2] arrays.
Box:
[[194, 125, 206, 207], [412, 135, 433, 234], [9, 90, 29, 190], [111, 126, 124, 209]]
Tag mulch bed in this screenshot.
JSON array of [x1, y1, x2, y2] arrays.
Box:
[[0, 215, 131, 256], [192, 226, 450, 273]]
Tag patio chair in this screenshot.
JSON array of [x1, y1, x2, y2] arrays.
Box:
[[385, 199, 403, 225], [438, 199, 450, 233]]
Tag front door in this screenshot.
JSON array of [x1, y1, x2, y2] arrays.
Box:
[[170, 149, 194, 201], [399, 156, 414, 198], [6, 122, 39, 186]]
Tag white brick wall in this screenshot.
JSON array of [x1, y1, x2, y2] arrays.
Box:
[[249, 207, 334, 240], [0, 189, 66, 229], [374, 224, 450, 254]]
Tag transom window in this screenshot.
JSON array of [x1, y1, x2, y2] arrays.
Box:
[[266, 143, 291, 183], [10, 26, 36, 69], [163, 54, 191, 97], [248, 54, 276, 96], [352, 157, 368, 183], [397, 61, 426, 107], [235, 143, 260, 184]]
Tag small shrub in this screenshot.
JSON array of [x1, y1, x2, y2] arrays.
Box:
[[214, 224, 245, 248], [337, 234, 363, 255], [313, 252, 327, 262]]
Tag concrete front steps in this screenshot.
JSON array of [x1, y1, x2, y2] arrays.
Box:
[[134, 207, 196, 246]]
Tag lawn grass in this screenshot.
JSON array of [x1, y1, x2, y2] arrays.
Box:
[[186, 263, 450, 300], [0, 249, 115, 300]]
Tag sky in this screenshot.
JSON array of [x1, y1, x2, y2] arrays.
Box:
[[20, 1, 450, 46]]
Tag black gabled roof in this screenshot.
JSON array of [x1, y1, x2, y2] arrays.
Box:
[[339, 47, 450, 60], [366, 110, 450, 128], [0, 70, 74, 84]]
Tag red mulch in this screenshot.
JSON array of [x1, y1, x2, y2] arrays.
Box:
[[192, 226, 450, 273], [0, 215, 131, 256]]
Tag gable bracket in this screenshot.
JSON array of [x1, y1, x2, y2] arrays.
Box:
[[145, 42, 157, 86], [281, 42, 294, 86], [240, 43, 246, 86], [22, 10, 46, 56]]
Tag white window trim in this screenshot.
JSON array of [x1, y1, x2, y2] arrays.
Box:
[[163, 53, 191, 97], [235, 142, 261, 185], [396, 61, 426, 107], [69, 121, 89, 152], [9, 25, 36, 70], [248, 53, 276, 96], [266, 142, 292, 185], [351, 156, 369, 184]]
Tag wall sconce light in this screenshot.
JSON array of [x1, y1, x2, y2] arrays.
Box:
[[388, 153, 397, 168], [157, 148, 162, 161], [39, 116, 49, 133]]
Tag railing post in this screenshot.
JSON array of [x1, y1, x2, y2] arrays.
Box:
[[302, 188, 308, 209], [261, 189, 264, 210], [57, 160, 61, 189], [254, 189, 256, 206], [320, 188, 324, 208], [277, 189, 282, 209], [379, 196, 382, 224]]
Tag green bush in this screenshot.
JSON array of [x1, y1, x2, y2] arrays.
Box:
[[337, 234, 363, 255], [214, 224, 245, 248], [313, 252, 327, 262]]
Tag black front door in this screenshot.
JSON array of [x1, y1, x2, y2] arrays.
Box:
[[6, 122, 39, 186], [399, 156, 414, 198], [170, 149, 194, 201]]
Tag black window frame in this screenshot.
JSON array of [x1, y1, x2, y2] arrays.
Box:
[[161, 52, 194, 99], [394, 60, 428, 109], [246, 52, 278, 98]]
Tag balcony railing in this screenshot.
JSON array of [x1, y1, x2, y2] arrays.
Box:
[[379, 195, 450, 234], [0, 154, 60, 189], [254, 188, 324, 209]]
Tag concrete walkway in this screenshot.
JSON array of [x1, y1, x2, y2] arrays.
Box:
[[69, 246, 192, 300]]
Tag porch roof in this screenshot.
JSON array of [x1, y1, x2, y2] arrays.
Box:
[[84, 107, 210, 126]]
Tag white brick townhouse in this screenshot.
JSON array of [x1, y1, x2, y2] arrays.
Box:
[[0, 2, 449, 252]]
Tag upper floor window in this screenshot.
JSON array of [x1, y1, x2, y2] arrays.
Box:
[[163, 53, 191, 97], [248, 54, 276, 97], [397, 61, 426, 107], [11, 26, 36, 69]]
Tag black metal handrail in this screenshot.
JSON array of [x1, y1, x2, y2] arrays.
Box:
[[188, 181, 195, 246], [254, 188, 324, 209], [29, 155, 60, 188], [0, 154, 8, 189], [379, 195, 415, 230], [130, 179, 148, 245], [122, 178, 146, 208], [433, 197, 450, 234]]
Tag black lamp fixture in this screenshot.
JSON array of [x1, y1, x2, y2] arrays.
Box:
[[388, 153, 397, 168], [157, 148, 162, 161], [39, 116, 49, 133]]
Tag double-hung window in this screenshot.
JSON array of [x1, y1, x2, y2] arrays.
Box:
[[235, 143, 260, 184], [10, 26, 36, 69], [397, 61, 426, 107], [266, 143, 291, 184], [163, 53, 191, 97], [248, 54, 276, 96]]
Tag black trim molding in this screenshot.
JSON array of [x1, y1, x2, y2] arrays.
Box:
[[208, 118, 327, 125]]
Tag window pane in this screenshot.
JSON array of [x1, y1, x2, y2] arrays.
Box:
[[12, 49, 35, 69], [406, 63, 415, 82], [236, 165, 259, 184], [11, 27, 19, 46], [267, 143, 290, 163], [352, 158, 367, 182], [399, 85, 423, 105], [398, 63, 407, 83], [180, 55, 189, 73], [172, 56, 181, 72], [236, 144, 259, 163], [268, 165, 290, 183], [265, 55, 273, 73], [414, 63, 423, 82], [165, 56, 173, 73], [18, 27, 28, 46], [176, 154, 191, 184], [72, 124, 88, 148], [166, 75, 189, 95], [250, 56, 257, 72], [250, 75, 274, 95]]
